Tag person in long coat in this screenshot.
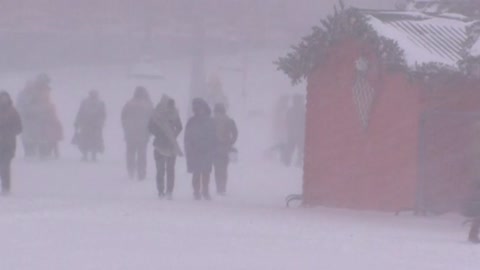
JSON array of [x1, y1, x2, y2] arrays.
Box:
[[0, 91, 22, 195], [149, 95, 183, 199], [122, 86, 154, 180], [74, 90, 106, 162], [184, 98, 216, 200], [212, 103, 238, 195]]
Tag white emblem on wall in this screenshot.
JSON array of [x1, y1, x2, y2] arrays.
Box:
[[353, 57, 376, 130]]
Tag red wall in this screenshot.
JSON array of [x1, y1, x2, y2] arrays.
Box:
[[419, 81, 480, 213], [303, 40, 419, 211]]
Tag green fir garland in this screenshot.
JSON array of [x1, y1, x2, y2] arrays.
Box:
[[276, 5, 405, 85], [277, 3, 480, 85]]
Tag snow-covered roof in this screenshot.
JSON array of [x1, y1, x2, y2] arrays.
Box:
[[472, 39, 480, 57], [363, 10, 477, 69]]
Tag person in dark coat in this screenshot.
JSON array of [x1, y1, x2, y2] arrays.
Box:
[[184, 98, 216, 200], [0, 91, 22, 195], [74, 90, 106, 162], [149, 95, 183, 199], [213, 103, 238, 195], [122, 86, 154, 180]]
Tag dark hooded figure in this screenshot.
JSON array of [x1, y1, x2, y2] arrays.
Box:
[[149, 95, 183, 199], [122, 86, 154, 180], [213, 103, 238, 195], [0, 91, 22, 195], [184, 98, 216, 200], [74, 90, 106, 162]]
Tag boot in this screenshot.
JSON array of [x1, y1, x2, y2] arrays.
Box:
[[128, 170, 135, 180], [202, 192, 211, 201]]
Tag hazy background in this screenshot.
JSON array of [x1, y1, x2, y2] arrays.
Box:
[[0, 0, 395, 70], [2, 2, 480, 270]]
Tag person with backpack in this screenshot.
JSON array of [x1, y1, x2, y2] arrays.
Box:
[[149, 95, 183, 199]]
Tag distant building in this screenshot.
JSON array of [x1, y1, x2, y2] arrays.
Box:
[[397, 0, 480, 17], [278, 7, 480, 212]]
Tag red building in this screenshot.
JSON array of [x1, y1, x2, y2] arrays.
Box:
[[279, 8, 480, 212]]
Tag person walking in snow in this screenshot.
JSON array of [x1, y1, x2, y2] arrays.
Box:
[[149, 95, 183, 199], [74, 90, 106, 162], [464, 182, 480, 243], [468, 214, 480, 244], [0, 91, 22, 195], [16, 74, 62, 159], [184, 98, 216, 200], [34, 85, 63, 159], [212, 103, 238, 195], [284, 94, 306, 167], [122, 86, 154, 180]]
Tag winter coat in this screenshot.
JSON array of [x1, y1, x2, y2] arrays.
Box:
[[122, 97, 154, 144], [74, 97, 106, 152], [148, 95, 183, 157], [184, 99, 216, 174], [0, 93, 22, 160], [213, 114, 238, 156]]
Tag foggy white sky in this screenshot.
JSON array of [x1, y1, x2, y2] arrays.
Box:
[[0, 0, 396, 69], [0, 0, 396, 33]]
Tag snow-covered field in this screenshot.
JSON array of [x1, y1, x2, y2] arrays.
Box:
[[0, 51, 478, 270]]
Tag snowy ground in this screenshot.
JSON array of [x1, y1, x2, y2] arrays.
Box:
[[0, 52, 478, 270]]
